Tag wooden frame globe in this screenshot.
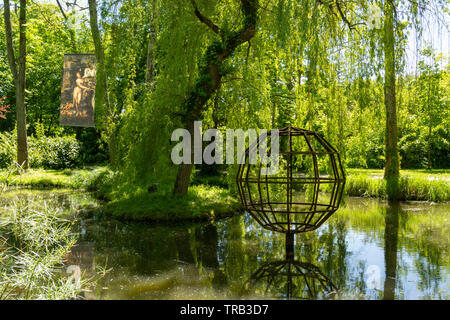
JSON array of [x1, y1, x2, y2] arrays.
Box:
[[236, 126, 345, 233]]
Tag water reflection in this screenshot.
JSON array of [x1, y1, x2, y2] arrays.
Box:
[[77, 198, 450, 300], [0, 189, 448, 300], [245, 234, 337, 299], [384, 202, 399, 300]]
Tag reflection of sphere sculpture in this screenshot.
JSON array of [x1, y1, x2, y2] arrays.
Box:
[[246, 259, 337, 300], [236, 126, 345, 233]]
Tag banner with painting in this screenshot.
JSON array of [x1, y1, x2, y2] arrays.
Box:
[[60, 54, 96, 127]]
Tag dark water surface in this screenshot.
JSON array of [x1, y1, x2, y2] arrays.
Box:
[[1, 189, 449, 299]]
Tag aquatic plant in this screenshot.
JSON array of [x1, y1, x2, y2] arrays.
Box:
[[0, 196, 99, 299]]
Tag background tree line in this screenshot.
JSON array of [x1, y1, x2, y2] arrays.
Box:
[[0, 0, 448, 199]]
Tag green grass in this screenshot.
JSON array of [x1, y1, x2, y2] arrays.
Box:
[[0, 167, 108, 189], [103, 184, 241, 222], [346, 169, 450, 202], [347, 168, 450, 179]]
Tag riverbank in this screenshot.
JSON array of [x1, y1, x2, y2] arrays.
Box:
[[0, 167, 241, 221], [1, 168, 448, 223], [0, 167, 104, 189]]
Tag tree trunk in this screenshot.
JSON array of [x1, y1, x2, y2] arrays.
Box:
[[146, 1, 157, 86], [383, 0, 399, 200], [427, 124, 432, 170], [173, 0, 258, 195], [88, 0, 114, 163], [88, 0, 110, 121], [173, 120, 195, 195], [427, 82, 432, 170], [3, 0, 28, 168]]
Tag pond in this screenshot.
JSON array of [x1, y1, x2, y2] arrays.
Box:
[[1, 189, 449, 300]]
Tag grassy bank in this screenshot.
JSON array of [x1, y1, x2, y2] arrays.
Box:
[[1, 168, 448, 224], [346, 169, 450, 202], [103, 184, 241, 222], [0, 167, 241, 221]]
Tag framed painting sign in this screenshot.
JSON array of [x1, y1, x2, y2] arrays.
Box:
[[60, 54, 96, 127]]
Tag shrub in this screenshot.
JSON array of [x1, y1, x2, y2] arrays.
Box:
[[35, 136, 81, 169], [0, 131, 15, 168], [71, 167, 114, 199], [399, 133, 427, 169], [0, 132, 81, 169]]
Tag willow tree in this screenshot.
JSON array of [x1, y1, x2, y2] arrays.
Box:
[[146, 0, 157, 86], [172, 0, 368, 195], [3, 0, 28, 168], [173, 0, 259, 195]]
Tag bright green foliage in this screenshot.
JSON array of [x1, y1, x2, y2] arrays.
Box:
[[0, 131, 80, 169], [0, 0, 448, 205], [0, 2, 92, 134], [0, 131, 15, 168], [31, 136, 80, 169]]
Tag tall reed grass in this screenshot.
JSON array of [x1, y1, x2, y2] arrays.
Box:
[[345, 171, 449, 202], [0, 196, 100, 299]]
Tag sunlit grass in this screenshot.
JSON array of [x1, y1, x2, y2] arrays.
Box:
[[104, 184, 241, 221], [0, 166, 108, 190], [347, 168, 450, 178], [346, 169, 450, 201]]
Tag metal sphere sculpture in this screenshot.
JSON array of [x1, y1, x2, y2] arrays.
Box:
[[236, 126, 345, 233]]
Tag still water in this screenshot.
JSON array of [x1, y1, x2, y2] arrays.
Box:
[[2, 189, 449, 299]]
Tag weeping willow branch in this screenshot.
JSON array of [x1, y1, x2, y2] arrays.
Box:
[[190, 0, 220, 35], [317, 0, 357, 31], [173, 0, 259, 195], [335, 1, 354, 29]]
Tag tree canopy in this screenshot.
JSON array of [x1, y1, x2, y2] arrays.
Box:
[[0, 0, 448, 195]]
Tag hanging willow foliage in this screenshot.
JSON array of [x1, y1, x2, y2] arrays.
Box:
[[90, 0, 448, 193]]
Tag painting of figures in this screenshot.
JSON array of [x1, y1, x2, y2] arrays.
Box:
[[60, 54, 96, 127]]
